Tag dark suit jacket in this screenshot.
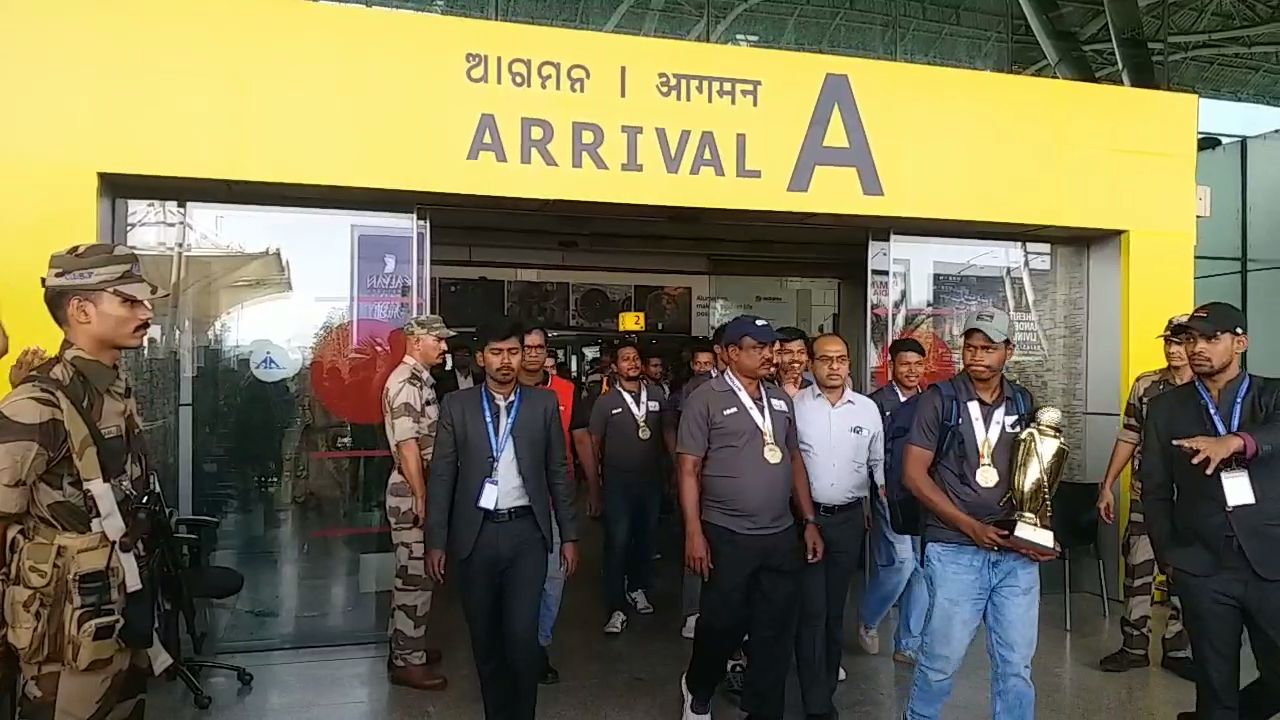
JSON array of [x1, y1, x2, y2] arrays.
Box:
[[434, 367, 483, 398], [1141, 373, 1280, 580], [427, 384, 578, 560]]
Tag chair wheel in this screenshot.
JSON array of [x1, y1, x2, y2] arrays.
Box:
[[237, 670, 254, 686], [194, 694, 213, 710]]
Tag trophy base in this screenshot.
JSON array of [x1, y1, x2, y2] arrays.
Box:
[[1007, 520, 1058, 555]]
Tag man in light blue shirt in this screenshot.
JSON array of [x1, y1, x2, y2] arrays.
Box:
[[793, 333, 883, 719]]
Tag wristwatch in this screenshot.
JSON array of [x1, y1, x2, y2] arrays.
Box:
[[801, 516, 818, 528]]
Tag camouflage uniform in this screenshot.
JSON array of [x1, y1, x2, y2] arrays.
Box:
[[1117, 366, 1191, 660], [381, 316, 454, 668], [0, 245, 168, 720]]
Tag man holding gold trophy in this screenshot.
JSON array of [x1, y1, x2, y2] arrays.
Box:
[[901, 309, 1063, 720]]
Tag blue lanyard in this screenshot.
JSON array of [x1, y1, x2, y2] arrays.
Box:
[[1193, 375, 1251, 436], [482, 388, 521, 471]]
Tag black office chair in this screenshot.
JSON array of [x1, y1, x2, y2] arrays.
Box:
[[1050, 481, 1111, 631], [154, 506, 254, 709]]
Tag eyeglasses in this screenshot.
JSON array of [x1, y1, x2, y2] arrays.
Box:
[[522, 343, 548, 354], [814, 355, 850, 367]]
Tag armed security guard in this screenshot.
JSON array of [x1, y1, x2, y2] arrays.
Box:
[[382, 315, 454, 691], [0, 245, 173, 720]]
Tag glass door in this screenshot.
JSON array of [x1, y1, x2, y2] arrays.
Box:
[[124, 200, 428, 651]]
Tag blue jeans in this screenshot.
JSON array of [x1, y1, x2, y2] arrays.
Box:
[[538, 518, 564, 648], [860, 494, 927, 656], [905, 543, 1040, 720]]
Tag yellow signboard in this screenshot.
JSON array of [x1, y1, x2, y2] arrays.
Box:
[[0, 0, 1196, 418], [0, 0, 1196, 236], [618, 312, 646, 332]]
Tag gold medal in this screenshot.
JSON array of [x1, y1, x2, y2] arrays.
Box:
[[763, 442, 784, 465], [975, 464, 1000, 488], [637, 423, 652, 440]]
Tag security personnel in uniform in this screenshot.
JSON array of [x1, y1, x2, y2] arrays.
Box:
[[0, 245, 172, 719], [1096, 314, 1194, 679], [381, 315, 454, 691]]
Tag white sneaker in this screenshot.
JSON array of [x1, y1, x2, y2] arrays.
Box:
[[838, 665, 848, 682], [858, 625, 881, 655], [604, 611, 628, 634], [628, 589, 655, 615], [681, 673, 711, 720], [681, 613, 699, 640]]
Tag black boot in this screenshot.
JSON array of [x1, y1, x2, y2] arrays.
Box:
[[539, 645, 560, 685], [1099, 649, 1150, 672]]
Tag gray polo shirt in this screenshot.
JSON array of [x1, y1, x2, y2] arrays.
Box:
[[906, 372, 1033, 546], [589, 382, 671, 480], [677, 375, 800, 535]]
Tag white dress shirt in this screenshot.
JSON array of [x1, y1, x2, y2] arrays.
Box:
[[488, 389, 531, 510], [456, 369, 475, 390], [794, 384, 884, 506]]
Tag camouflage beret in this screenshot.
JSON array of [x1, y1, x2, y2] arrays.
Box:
[[42, 245, 168, 301], [403, 315, 457, 339]]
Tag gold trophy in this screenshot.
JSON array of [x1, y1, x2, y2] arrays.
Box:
[[1003, 406, 1069, 553]]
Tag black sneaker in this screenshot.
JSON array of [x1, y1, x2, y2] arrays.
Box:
[[1099, 649, 1150, 672], [1161, 655, 1196, 682]]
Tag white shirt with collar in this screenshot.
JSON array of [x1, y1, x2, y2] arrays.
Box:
[[794, 384, 884, 506], [487, 388, 531, 510], [456, 369, 475, 390]]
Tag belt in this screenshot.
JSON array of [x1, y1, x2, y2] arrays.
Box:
[[815, 499, 863, 517], [483, 506, 534, 523]]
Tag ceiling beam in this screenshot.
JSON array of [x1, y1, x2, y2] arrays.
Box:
[[1104, 0, 1158, 87], [1017, 0, 1098, 80]]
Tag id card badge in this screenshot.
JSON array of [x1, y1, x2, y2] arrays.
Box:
[[477, 477, 500, 510], [1221, 469, 1257, 509]]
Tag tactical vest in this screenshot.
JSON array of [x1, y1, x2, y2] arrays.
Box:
[[4, 368, 147, 671]]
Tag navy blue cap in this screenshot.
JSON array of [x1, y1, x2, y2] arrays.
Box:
[[721, 315, 777, 346]]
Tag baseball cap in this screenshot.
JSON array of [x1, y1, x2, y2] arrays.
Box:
[[403, 315, 457, 339], [1173, 302, 1246, 337], [721, 315, 777, 346], [42, 244, 168, 301], [962, 307, 1011, 344], [1157, 313, 1191, 339]]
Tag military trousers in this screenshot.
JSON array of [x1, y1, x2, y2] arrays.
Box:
[[386, 472, 434, 667], [17, 649, 148, 720], [1121, 493, 1190, 658]]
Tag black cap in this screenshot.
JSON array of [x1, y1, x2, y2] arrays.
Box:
[[888, 338, 927, 359], [721, 315, 777, 346], [1173, 302, 1246, 337]]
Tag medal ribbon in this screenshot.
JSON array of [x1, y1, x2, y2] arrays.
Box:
[[965, 399, 1005, 466], [725, 370, 776, 446], [618, 383, 650, 430]]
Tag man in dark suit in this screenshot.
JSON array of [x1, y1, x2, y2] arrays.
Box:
[[435, 343, 482, 397], [1141, 302, 1280, 720], [426, 317, 579, 720]]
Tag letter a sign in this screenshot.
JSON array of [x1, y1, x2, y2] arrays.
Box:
[[788, 73, 884, 197]]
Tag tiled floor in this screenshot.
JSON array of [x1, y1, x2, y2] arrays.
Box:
[[149, 507, 1234, 719]]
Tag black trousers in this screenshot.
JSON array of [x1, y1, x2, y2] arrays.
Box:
[[603, 476, 661, 614], [1176, 539, 1280, 720], [796, 501, 865, 716], [686, 522, 803, 720], [457, 514, 549, 720]]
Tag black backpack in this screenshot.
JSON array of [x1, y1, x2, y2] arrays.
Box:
[[882, 380, 1030, 536]]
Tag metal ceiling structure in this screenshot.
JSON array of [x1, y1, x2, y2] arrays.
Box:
[[327, 0, 1280, 107]]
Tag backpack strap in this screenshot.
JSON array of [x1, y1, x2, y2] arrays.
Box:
[[934, 380, 962, 460]]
